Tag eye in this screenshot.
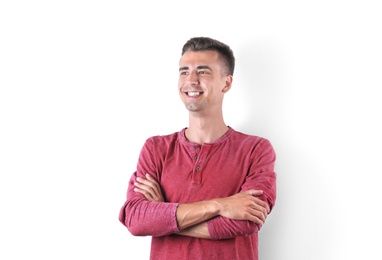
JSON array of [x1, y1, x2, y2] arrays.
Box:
[[198, 70, 208, 75], [180, 71, 189, 76]]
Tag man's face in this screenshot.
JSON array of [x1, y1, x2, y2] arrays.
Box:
[[178, 50, 232, 113]]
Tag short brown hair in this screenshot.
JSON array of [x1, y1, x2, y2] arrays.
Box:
[[181, 37, 235, 76]]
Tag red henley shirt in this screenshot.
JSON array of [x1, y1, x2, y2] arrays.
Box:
[[119, 127, 277, 260]]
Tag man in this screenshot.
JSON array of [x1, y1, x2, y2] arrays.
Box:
[[119, 37, 277, 260]]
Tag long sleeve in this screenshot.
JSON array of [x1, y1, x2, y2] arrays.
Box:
[[207, 138, 277, 240], [118, 139, 180, 237], [119, 128, 276, 259]]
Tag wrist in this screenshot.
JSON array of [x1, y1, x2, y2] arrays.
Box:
[[209, 198, 224, 216]]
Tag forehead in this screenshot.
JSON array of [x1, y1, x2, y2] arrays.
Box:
[[179, 50, 221, 68]]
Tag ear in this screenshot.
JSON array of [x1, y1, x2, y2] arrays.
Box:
[[222, 75, 233, 93]]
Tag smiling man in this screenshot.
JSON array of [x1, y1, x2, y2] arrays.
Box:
[[119, 37, 277, 260]]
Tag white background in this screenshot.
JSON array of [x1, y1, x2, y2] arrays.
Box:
[[1, 1, 381, 259]]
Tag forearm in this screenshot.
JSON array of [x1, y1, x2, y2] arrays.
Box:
[[175, 191, 271, 240], [176, 200, 220, 230], [176, 222, 211, 239], [176, 216, 259, 240]]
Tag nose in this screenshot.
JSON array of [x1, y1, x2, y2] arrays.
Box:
[[186, 71, 199, 86]]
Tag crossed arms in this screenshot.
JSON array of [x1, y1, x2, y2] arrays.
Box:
[[119, 137, 277, 240], [133, 174, 270, 239]]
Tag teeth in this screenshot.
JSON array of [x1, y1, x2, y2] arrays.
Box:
[[188, 92, 200, 97]]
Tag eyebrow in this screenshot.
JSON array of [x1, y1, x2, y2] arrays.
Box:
[[179, 65, 213, 72]]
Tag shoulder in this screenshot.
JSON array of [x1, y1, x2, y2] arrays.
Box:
[[230, 129, 275, 155], [231, 129, 272, 146], [144, 130, 181, 147]]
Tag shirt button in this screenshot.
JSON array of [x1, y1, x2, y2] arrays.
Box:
[[196, 166, 201, 171], [194, 156, 198, 160]]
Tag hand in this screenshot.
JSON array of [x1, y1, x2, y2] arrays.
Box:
[[215, 189, 270, 225], [134, 174, 164, 202]]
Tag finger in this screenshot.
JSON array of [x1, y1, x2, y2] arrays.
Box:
[[257, 199, 271, 214], [144, 174, 162, 197], [146, 173, 155, 180], [145, 174, 161, 190], [134, 181, 155, 195], [249, 189, 263, 196], [248, 199, 269, 218], [248, 208, 266, 223], [135, 174, 164, 202], [134, 187, 153, 200], [251, 205, 268, 220], [247, 212, 264, 225], [251, 197, 269, 209], [136, 177, 157, 190], [134, 180, 162, 201], [242, 190, 255, 196], [135, 177, 144, 183], [136, 176, 151, 185], [250, 192, 271, 213]]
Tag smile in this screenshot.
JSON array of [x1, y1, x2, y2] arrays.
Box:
[[187, 91, 201, 97]]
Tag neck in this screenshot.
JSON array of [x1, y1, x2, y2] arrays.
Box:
[[185, 112, 229, 144]]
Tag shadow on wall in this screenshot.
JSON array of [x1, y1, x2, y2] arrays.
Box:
[[234, 37, 288, 245], [233, 39, 286, 137], [233, 39, 337, 259]]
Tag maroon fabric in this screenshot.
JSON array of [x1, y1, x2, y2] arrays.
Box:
[[119, 127, 277, 260]]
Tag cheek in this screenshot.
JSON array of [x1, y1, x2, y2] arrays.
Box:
[[178, 76, 186, 83], [178, 78, 186, 90], [178, 83, 184, 95]]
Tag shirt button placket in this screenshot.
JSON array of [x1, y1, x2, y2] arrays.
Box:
[[192, 145, 203, 185]]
